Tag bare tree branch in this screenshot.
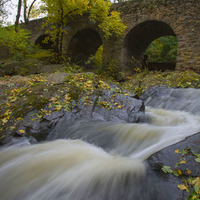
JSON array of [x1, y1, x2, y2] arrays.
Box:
[[27, 0, 37, 22], [0, 0, 10, 7]]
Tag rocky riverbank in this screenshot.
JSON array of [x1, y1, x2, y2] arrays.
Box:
[[0, 71, 145, 144], [0, 69, 199, 200]]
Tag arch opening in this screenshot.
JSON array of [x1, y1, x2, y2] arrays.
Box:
[[123, 20, 177, 71], [145, 36, 178, 71], [67, 28, 102, 65], [35, 35, 54, 50]]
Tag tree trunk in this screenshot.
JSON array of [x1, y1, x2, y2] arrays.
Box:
[[15, 0, 22, 32], [23, 0, 28, 24], [59, 0, 64, 54]]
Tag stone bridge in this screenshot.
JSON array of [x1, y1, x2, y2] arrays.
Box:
[[26, 0, 200, 73]]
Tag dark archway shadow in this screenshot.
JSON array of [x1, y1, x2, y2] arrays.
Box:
[[123, 20, 177, 71], [35, 34, 55, 50], [67, 28, 102, 65]]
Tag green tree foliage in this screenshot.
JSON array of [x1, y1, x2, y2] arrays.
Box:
[[40, 0, 126, 54], [145, 36, 178, 63], [0, 26, 33, 60], [112, 0, 130, 2]]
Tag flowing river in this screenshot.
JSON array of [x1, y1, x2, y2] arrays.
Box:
[[0, 87, 200, 200]]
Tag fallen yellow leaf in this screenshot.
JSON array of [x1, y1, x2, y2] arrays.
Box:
[[6, 103, 11, 107], [48, 103, 52, 108], [55, 106, 62, 111], [192, 177, 200, 187], [175, 149, 180, 153], [180, 160, 186, 164], [19, 130, 25, 134], [192, 195, 197, 199], [178, 169, 182, 175], [178, 184, 187, 191]]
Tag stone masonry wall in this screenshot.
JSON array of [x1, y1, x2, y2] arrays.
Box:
[[18, 0, 200, 73], [23, 18, 48, 43], [105, 0, 200, 72]]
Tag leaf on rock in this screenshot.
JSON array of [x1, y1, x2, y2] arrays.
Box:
[[180, 160, 186, 164], [192, 177, 200, 188], [162, 166, 172, 173], [172, 170, 179, 176], [175, 149, 180, 154], [178, 169, 182, 176], [19, 130, 25, 134], [195, 158, 200, 163], [177, 184, 187, 191]]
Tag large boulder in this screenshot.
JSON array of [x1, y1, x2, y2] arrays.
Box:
[[6, 86, 145, 143], [146, 132, 200, 200]]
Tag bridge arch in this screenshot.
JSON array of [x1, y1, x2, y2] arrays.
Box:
[[67, 28, 103, 64], [122, 20, 177, 70], [24, 1, 200, 73], [35, 34, 54, 50]]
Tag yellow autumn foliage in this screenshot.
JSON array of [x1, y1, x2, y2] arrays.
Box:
[[41, 0, 126, 49]]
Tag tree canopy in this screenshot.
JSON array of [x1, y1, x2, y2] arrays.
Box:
[[40, 0, 126, 53]]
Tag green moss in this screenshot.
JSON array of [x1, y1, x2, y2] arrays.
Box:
[[68, 86, 84, 102], [121, 70, 200, 96], [30, 82, 44, 87], [11, 94, 49, 118], [18, 67, 29, 76]]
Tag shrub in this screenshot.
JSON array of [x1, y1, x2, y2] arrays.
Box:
[[0, 26, 34, 60]]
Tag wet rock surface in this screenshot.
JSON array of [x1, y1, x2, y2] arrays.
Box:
[[1, 83, 199, 200], [2, 87, 145, 143], [141, 86, 200, 115], [147, 132, 200, 200]]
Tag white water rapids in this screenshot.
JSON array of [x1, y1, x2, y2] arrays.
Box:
[[0, 88, 200, 200]]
